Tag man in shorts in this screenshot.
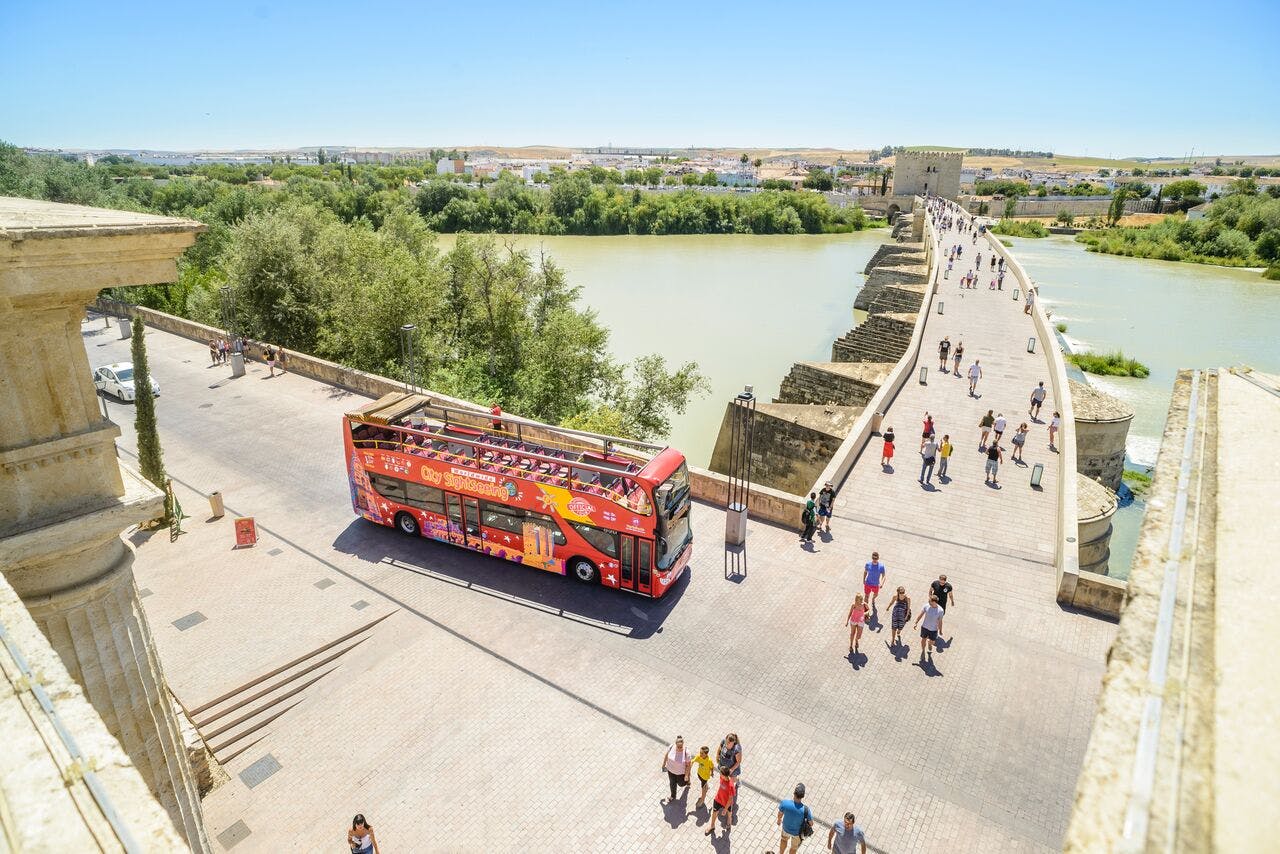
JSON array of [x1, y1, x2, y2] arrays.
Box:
[[817, 482, 836, 534], [992, 413, 1007, 444], [967, 359, 982, 396], [914, 595, 945, 657], [777, 783, 813, 854], [1030, 381, 1047, 420], [829, 812, 868, 854], [863, 553, 886, 608], [930, 574, 955, 637], [705, 768, 737, 838]]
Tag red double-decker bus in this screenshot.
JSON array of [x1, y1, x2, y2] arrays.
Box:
[[343, 393, 693, 597]]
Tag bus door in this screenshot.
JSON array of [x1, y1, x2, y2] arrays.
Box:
[[445, 493, 482, 549], [622, 537, 654, 596]]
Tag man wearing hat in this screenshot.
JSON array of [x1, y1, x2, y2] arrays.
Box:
[[778, 782, 814, 853]]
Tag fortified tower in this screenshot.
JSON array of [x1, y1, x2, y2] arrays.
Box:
[[892, 150, 963, 200]]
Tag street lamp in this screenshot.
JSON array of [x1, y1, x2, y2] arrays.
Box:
[[400, 324, 417, 393], [220, 286, 245, 377]]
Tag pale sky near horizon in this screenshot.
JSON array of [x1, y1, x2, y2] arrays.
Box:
[[3, 0, 1277, 156]]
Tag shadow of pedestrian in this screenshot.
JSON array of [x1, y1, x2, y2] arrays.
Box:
[[847, 650, 868, 670], [938, 474, 952, 484], [914, 656, 944, 677], [710, 832, 734, 854], [817, 529, 833, 543], [986, 481, 1002, 490], [888, 639, 909, 662], [920, 481, 938, 492], [661, 791, 691, 828], [800, 540, 817, 553], [881, 463, 894, 474], [867, 608, 882, 632], [934, 635, 952, 652]]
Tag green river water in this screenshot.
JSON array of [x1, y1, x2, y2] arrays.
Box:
[[438, 231, 1280, 578]]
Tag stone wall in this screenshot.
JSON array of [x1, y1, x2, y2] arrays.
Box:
[[852, 257, 927, 311], [966, 196, 1158, 217], [893, 150, 963, 199], [1070, 379, 1134, 493], [1077, 472, 1118, 577], [708, 403, 862, 497], [777, 362, 894, 407], [832, 312, 917, 363]]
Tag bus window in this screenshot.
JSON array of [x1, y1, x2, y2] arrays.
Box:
[[569, 522, 619, 559], [527, 511, 566, 545], [369, 474, 406, 501], [620, 537, 633, 586], [405, 482, 446, 514], [480, 500, 525, 535]]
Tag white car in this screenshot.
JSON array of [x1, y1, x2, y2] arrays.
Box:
[[93, 362, 160, 402]]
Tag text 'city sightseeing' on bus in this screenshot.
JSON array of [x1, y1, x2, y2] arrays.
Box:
[[343, 393, 693, 597]]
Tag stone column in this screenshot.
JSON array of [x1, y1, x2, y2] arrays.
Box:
[[0, 197, 209, 851]]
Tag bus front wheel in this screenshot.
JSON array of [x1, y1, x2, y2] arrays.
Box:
[[394, 511, 419, 536], [569, 557, 598, 584]]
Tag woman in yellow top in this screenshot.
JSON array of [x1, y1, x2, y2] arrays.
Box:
[[691, 746, 715, 808], [937, 434, 954, 480]]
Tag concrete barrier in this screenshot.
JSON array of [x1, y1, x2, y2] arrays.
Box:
[[981, 230, 1084, 605]]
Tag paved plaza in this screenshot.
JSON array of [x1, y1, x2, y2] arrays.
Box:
[[85, 219, 1114, 853]]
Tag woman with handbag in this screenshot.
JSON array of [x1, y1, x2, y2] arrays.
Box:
[[888, 586, 912, 648], [659, 736, 691, 803]]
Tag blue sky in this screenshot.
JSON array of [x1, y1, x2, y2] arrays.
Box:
[[3, 0, 1277, 156]]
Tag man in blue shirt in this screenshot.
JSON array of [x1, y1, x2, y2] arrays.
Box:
[[828, 811, 867, 854], [863, 552, 887, 608], [777, 783, 812, 853]]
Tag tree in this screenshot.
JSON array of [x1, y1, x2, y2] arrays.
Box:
[[1004, 198, 1017, 219], [1056, 210, 1075, 225], [317, 148, 327, 165], [802, 168, 833, 191], [740, 153, 749, 164], [130, 315, 171, 521], [1107, 188, 1129, 226]]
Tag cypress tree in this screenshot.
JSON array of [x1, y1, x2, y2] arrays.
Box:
[[130, 314, 169, 520]]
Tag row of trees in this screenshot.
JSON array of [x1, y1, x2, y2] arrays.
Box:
[[1, 143, 709, 440]]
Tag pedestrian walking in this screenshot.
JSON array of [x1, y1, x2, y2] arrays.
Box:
[[1025, 287, 1036, 315], [998, 270, 1006, 289], [880, 426, 895, 467], [991, 255, 997, 271], [930, 574, 955, 637], [985, 442, 1004, 486], [265, 344, 277, 377], [975, 251, 982, 269], [953, 341, 963, 375], [490, 402, 503, 432], [829, 812, 868, 854], [863, 552, 887, 607], [888, 587, 912, 647], [993, 412, 1007, 443], [1011, 422, 1029, 463], [817, 482, 836, 534], [219, 338, 230, 364], [914, 595, 945, 658], [716, 732, 742, 808], [347, 814, 379, 854], [938, 336, 951, 372], [777, 783, 814, 854], [979, 409, 995, 448], [967, 359, 982, 396], [1049, 411, 1061, 450], [800, 494, 818, 543], [1030, 381, 1047, 419], [919, 434, 938, 485], [275, 346, 286, 373], [847, 593, 868, 653], [692, 746, 714, 809], [659, 736, 691, 803], [920, 413, 934, 452], [208, 338, 219, 365], [938, 434, 953, 479], [945, 260, 952, 278], [705, 767, 737, 838]]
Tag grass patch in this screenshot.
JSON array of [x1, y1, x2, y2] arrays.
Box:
[[1265, 265, 1280, 281], [1000, 238, 1013, 247], [1068, 350, 1150, 378], [992, 220, 1050, 238], [1122, 469, 1153, 496], [1055, 322, 1068, 333]]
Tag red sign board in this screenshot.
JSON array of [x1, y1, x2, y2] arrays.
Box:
[[234, 517, 258, 547]]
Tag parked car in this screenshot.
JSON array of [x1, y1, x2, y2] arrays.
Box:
[[93, 362, 160, 401]]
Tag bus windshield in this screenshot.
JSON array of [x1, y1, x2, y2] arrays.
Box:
[[654, 463, 692, 569], [654, 463, 690, 516]]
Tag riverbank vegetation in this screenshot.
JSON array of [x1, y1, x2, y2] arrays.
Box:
[[1076, 182, 1280, 277], [0, 142, 709, 439], [992, 220, 1050, 238], [1068, 351, 1150, 378]]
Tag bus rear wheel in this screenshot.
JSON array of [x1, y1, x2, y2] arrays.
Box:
[[569, 557, 598, 584], [394, 511, 419, 536]]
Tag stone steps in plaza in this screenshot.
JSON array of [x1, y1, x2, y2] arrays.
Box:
[[189, 611, 394, 763], [868, 282, 927, 316], [832, 312, 917, 363], [853, 260, 929, 311]]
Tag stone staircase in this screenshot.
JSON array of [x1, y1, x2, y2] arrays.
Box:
[[188, 611, 394, 765], [832, 312, 917, 363], [777, 361, 895, 407]]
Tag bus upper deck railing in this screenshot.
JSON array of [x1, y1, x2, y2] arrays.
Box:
[[351, 420, 653, 515]]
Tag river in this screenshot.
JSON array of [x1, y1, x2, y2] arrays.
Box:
[[436, 230, 1280, 580], [1006, 234, 1280, 577], [435, 231, 888, 466]]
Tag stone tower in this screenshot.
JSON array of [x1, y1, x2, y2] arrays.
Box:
[[0, 197, 209, 851], [892, 150, 963, 199]]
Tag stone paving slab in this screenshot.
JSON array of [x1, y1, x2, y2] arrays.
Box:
[[85, 291, 1113, 853]]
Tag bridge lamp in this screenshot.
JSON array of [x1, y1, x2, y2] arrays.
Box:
[[919, 367, 928, 385], [1030, 462, 1045, 488], [937, 301, 944, 315], [1012, 288, 1020, 301], [1027, 337, 1037, 353]]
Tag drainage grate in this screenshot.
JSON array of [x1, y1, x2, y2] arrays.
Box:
[[351, 600, 370, 610], [198, 403, 214, 409], [173, 611, 207, 631], [268, 548, 283, 556], [216, 819, 252, 850], [137, 587, 154, 598], [314, 578, 335, 590], [238, 754, 281, 789]]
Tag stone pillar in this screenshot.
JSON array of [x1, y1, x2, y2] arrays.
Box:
[[0, 197, 209, 851], [1076, 472, 1118, 576], [1070, 378, 1134, 492]]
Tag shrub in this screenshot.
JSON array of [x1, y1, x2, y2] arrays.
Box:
[[1055, 322, 1068, 333], [1068, 350, 1150, 378], [992, 220, 1050, 238]]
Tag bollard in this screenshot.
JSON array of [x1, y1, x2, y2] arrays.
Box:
[[919, 366, 928, 385], [209, 491, 225, 518], [871, 411, 885, 434]]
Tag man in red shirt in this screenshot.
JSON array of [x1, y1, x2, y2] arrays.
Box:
[[490, 402, 503, 432], [705, 770, 737, 838]]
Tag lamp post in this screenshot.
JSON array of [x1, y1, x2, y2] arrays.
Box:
[[220, 286, 245, 377], [725, 385, 755, 546], [400, 324, 417, 394]]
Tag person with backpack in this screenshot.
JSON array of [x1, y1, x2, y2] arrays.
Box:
[[800, 494, 818, 544], [778, 783, 814, 853]]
